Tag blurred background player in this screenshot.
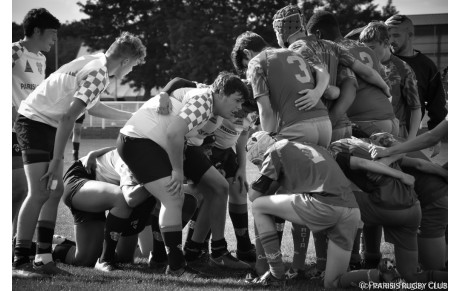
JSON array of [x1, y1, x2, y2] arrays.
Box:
[[12, 8, 60, 241], [13, 32, 145, 277]]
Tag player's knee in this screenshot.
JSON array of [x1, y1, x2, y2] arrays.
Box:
[[324, 278, 339, 289], [213, 180, 229, 198]]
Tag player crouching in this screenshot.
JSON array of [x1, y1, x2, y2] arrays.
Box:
[[245, 131, 360, 288]]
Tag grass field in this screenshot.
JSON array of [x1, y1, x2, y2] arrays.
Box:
[[12, 138, 448, 290]]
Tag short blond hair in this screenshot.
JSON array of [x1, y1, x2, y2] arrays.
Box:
[[106, 32, 146, 64]]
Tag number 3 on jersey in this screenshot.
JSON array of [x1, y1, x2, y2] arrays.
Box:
[[287, 55, 312, 84]]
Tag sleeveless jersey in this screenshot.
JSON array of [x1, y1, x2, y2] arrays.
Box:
[[18, 53, 110, 127], [336, 38, 395, 122], [247, 48, 328, 130]]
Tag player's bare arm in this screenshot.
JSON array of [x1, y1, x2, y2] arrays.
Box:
[[256, 94, 277, 132], [295, 64, 329, 110], [165, 116, 189, 196], [349, 155, 415, 186], [351, 60, 391, 97], [42, 99, 86, 190], [87, 100, 133, 120]]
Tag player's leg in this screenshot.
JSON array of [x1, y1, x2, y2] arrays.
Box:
[[14, 159, 52, 268], [72, 180, 133, 270], [34, 160, 64, 269], [323, 240, 352, 288], [116, 234, 139, 263], [143, 178, 185, 272], [418, 196, 448, 270], [12, 133, 27, 236], [219, 148, 254, 262]]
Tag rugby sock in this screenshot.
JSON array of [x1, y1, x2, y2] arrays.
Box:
[[203, 230, 211, 253], [210, 238, 228, 259], [274, 216, 285, 244], [100, 213, 130, 263], [350, 228, 363, 268], [259, 231, 284, 279], [161, 226, 185, 271], [291, 223, 310, 271], [228, 203, 252, 251], [13, 239, 32, 267], [337, 269, 380, 288], [35, 220, 55, 264], [52, 244, 74, 263], [185, 206, 200, 243], [254, 222, 269, 275], [313, 231, 328, 271], [363, 225, 382, 269], [151, 214, 167, 263], [72, 142, 80, 160]]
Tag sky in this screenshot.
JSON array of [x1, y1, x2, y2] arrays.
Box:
[[12, 0, 449, 23]]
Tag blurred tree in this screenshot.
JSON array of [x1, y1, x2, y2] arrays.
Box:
[[74, 0, 397, 100]]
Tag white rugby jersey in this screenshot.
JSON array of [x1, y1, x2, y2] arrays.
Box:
[[121, 87, 215, 149], [94, 149, 137, 187], [12, 41, 46, 110], [214, 111, 259, 149], [18, 53, 110, 127], [95, 150, 120, 184]]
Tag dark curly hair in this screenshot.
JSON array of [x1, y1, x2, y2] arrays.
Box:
[[23, 8, 60, 37], [211, 71, 250, 101], [231, 31, 268, 76]]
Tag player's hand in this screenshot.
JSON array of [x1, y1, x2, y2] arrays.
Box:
[[323, 85, 340, 100], [81, 152, 98, 174], [399, 173, 415, 186], [40, 158, 63, 191], [369, 145, 390, 159], [157, 92, 172, 115], [167, 170, 184, 197], [429, 141, 442, 158], [295, 88, 321, 111], [233, 167, 249, 193], [383, 85, 392, 98]]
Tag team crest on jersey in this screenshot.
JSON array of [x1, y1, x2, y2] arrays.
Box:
[[24, 60, 33, 73], [36, 62, 43, 75]]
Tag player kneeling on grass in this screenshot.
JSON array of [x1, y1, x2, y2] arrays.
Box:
[[328, 133, 448, 286], [55, 147, 154, 271], [245, 131, 360, 288], [55, 147, 198, 271]]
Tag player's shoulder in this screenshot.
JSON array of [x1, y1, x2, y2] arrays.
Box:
[[12, 41, 25, 57]]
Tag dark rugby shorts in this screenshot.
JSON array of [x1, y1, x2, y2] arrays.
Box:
[[63, 160, 106, 224], [209, 147, 239, 179], [14, 114, 57, 164], [354, 191, 421, 251]]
